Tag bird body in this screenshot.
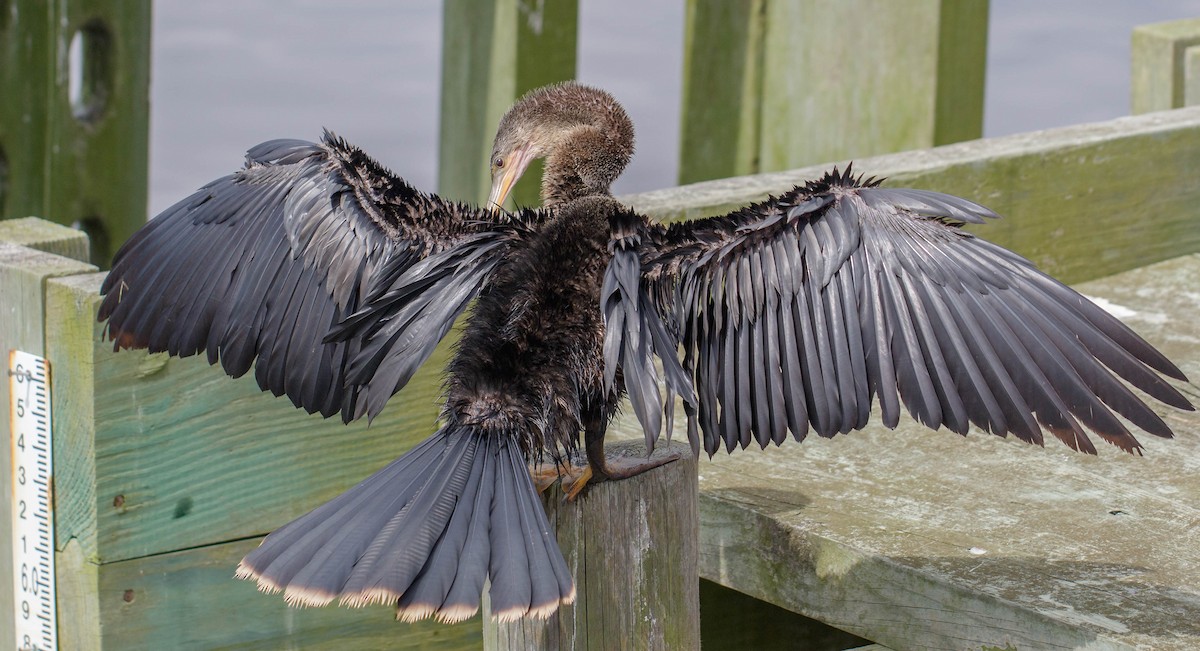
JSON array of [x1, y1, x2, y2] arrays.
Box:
[[98, 82, 1193, 624]]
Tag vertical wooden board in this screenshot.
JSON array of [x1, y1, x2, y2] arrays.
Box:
[[757, 0, 985, 171], [1132, 17, 1200, 114], [0, 217, 91, 262], [932, 0, 988, 146], [0, 244, 95, 646], [438, 0, 577, 208], [47, 0, 151, 267], [485, 442, 699, 651], [43, 273, 458, 564], [0, 0, 53, 220], [676, 0, 766, 184], [1186, 45, 1200, 107], [88, 537, 480, 651]]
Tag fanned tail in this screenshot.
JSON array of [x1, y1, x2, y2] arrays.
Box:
[[235, 425, 575, 622]]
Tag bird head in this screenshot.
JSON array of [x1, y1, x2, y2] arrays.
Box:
[[487, 82, 635, 212]]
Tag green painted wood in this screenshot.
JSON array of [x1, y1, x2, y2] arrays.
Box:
[[44, 272, 454, 564], [689, 254, 1200, 649], [0, 216, 91, 262], [0, 0, 54, 222], [679, 0, 987, 184], [677, 0, 766, 184], [0, 241, 95, 647], [0, 1, 150, 268], [438, 0, 578, 209], [60, 536, 481, 651], [1132, 17, 1200, 114], [627, 106, 1200, 287], [47, 0, 151, 268], [484, 442, 699, 651], [1186, 45, 1200, 107]]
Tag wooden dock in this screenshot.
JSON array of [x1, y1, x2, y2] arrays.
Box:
[[3, 5, 1200, 650]]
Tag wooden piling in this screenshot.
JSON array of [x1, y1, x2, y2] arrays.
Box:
[[484, 441, 700, 651], [1132, 17, 1200, 113], [0, 0, 151, 268], [438, 0, 579, 208], [678, 0, 988, 184]]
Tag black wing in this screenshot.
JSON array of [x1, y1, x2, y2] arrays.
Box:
[[637, 168, 1193, 457], [100, 132, 538, 422]]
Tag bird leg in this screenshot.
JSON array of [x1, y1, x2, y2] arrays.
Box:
[[561, 411, 681, 501]]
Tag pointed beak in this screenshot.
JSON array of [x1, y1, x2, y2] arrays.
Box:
[[487, 145, 535, 213]]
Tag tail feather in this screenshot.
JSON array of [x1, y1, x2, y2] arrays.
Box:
[[236, 425, 575, 622]]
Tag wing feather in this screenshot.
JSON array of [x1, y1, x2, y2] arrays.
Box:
[[100, 132, 535, 421], [641, 168, 1192, 457]]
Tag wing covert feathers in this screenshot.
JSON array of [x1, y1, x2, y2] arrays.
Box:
[[99, 133, 529, 422], [647, 167, 1192, 457], [236, 425, 574, 623]]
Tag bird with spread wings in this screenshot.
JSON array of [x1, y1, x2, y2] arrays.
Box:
[[99, 82, 1192, 623]]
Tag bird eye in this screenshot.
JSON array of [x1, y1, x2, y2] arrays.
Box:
[[493, 157, 505, 169]]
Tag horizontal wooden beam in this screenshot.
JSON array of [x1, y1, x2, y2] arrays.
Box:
[[676, 254, 1200, 650]]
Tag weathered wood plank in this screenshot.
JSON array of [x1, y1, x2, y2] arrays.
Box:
[[0, 241, 94, 647], [59, 536, 481, 651], [679, 0, 987, 184], [1132, 17, 1200, 113], [691, 254, 1200, 650], [43, 273, 452, 564], [484, 442, 699, 651], [438, 0, 578, 207], [0, 217, 91, 262], [627, 106, 1200, 286]]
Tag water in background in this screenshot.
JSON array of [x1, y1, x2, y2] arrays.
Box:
[[150, 1, 1200, 216]]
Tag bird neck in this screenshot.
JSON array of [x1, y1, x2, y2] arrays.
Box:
[[540, 122, 632, 207]]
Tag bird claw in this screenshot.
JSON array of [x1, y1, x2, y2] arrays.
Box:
[[561, 465, 593, 502]]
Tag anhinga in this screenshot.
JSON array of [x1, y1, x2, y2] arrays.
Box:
[[99, 82, 1193, 623]]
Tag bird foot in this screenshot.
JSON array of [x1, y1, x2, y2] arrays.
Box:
[[562, 448, 683, 501]]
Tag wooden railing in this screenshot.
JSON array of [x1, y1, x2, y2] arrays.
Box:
[[1, 7, 1200, 651]]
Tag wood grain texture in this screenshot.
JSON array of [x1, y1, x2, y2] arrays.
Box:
[[627, 106, 1200, 286], [438, 0, 578, 207], [0, 234, 95, 645], [484, 442, 699, 651], [691, 254, 1200, 650], [1131, 17, 1200, 114]]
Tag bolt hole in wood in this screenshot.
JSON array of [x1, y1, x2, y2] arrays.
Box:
[[122, 589, 135, 603], [67, 18, 114, 124]]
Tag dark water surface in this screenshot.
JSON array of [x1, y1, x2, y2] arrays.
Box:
[[150, 2, 1200, 216]]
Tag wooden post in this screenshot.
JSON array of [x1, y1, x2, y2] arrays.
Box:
[[484, 441, 700, 650], [0, 0, 151, 268], [438, 0, 578, 209], [1132, 17, 1200, 114], [678, 0, 988, 184], [0, 220, 93, 647]]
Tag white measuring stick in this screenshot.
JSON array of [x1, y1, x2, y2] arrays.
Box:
[[8, 351, 56, 651]]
